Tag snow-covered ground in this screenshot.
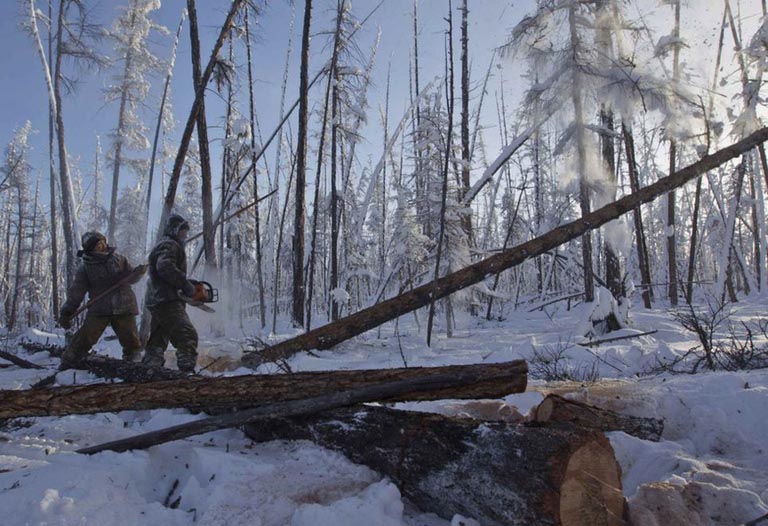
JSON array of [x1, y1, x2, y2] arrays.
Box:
[[1, 299, 767, 525]]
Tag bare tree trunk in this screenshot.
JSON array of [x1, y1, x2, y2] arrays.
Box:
[[53, 0, 79, 286], [622, 125, 652, 307], [460, 0, 472, 239], [601, 109, 622, 300], [159, 0, 245, 237], [666, 0, 681, 306], [145, 10, 185, 250], [307, 0, 344, 327], [568, 3, 594, 302], [47, 0, 59, 320], [292, 0, 312, 328], [187, 0, 217, 271], [244, 7, 266, 327], [251, 127, 768, 364], [330, 82, 340, 322], [426, 2, 455, 347], [273, 150, 297, 334], [107, 10, 137, 243]]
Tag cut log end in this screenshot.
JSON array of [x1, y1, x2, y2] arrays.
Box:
[[559, 437, 625, 526]]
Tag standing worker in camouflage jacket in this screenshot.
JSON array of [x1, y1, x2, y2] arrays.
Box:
[[143, 214, 199, 372], [59, 232, 147, 369]]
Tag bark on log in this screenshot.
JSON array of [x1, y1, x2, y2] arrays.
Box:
[[0, 349, 44, 370], [77, 371, 511, 455], [244, 406, 626, 526], [533, 394, 663, 441], [0, 360, 527, 419], [249, 127, 768, 366]]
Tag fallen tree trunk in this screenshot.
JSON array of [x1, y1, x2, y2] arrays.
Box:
[[0, 360, 527, 419], [248, 127, 768, 366], [77, 370, 513, 454], [0, 349, 44, 370], [244, 406, 626, 526], [20, 342, 185, 383], [532, 394, 663, 441]]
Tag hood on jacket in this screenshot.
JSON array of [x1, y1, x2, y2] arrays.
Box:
[[164, 214, 190, 240], [77, 231, 107, 257]]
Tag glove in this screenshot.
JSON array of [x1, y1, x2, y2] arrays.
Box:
[[191, 283, 208, 302], [181, 281, 196, 297]]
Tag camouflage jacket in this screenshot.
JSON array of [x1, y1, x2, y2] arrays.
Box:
[[62, 249, 141, 317], [146, 236, 189, 308]]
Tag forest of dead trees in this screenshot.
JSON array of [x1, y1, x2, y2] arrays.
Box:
[[1, 0, 768, 347]]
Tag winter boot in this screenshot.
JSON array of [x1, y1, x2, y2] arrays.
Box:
[[142, 347, 165, 369]]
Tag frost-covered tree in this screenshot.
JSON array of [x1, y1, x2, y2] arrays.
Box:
[[105, 0, 167, 244]]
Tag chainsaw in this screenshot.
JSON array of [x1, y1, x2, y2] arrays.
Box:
[[179, 279, 219, 313]]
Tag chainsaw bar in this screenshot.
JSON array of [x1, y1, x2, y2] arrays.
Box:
[[179, 296, 216, 313]]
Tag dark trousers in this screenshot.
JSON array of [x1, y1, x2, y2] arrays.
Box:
[[62, 314, 141, 366], [143, 301, 198, 372]]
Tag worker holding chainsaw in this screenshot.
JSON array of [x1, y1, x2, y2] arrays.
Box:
[[59, 232, 147, 369], [142, 213, 205, 373]]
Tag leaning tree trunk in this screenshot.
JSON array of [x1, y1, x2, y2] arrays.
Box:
[[159, 0, 245, 239], [245, 406, 625, 526], [248, 127, 768, 365], [188, 0, 217, 271], [623, 124, 653, 308], [0, 360, 527, 419]]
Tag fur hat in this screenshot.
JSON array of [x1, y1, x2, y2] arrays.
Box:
[[78, 231, 107, 256]]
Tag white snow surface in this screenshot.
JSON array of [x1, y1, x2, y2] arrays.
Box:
[[1, 301, 768, 525]]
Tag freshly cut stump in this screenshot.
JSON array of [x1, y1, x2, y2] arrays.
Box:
[[245, 406, 625, 526]]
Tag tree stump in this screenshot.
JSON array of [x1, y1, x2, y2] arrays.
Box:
[[245, 406, 625, 526]]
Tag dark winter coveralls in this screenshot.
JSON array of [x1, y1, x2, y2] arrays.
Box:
[[60, 232, 143, 368], [142, 214, 199, 372]]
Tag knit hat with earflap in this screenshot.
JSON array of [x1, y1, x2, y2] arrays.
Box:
[[77, 231, 107, 257]]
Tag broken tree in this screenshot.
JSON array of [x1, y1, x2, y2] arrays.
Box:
[[248, 126, 768, 366], [0, 360, 527, 419], [245, 406, 625, 526]]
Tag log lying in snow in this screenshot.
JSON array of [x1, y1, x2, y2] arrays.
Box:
[[248, 127, 768, 366], [77, 370, 513, 454], [0, 360, 527, 419], [532, 394, 663, 441], [245, 406, 626, 526], [0, 349, 44, 370]]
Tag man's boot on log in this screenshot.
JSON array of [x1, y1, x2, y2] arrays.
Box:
[[245, 406, 626, 526]]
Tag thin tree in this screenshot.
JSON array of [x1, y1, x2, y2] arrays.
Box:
[[426, 0, 455, 346], [666, 0, 682, 306], [293, 0, 312, 328], [243, 6, 267, 328]]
